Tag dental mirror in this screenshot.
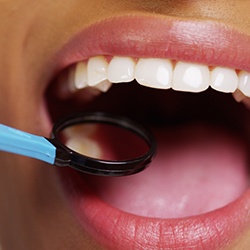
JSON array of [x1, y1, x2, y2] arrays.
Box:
[[0, 112, 156, 176]]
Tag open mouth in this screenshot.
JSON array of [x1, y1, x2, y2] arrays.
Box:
[[44, 16, 250, 249], [47, 54, 250, 216]]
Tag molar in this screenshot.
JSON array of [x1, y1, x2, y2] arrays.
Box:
[[107, 56, 136, 83], [64, 124, 101, 159], [172, 62, 210, 92], [66, 136, 101, 159], [135, 58, 172, 89], [211, 67, 238, 93]]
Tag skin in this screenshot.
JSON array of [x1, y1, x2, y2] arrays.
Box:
[[0, 0, 250, 249]]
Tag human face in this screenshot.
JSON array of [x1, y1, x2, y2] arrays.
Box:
[[1, 0, 250, 249]]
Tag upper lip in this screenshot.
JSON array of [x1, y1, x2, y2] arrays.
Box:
[[54, 14, 250, 74], [52, 14, 250, 249]]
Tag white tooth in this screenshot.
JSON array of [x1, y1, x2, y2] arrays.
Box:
[[135, 58, 173, 89], [74, 62, 88, 90], [66, 137, 101, 159], [63, 124, 97, 139], [238, 71, 250, 97], [56, 65, 76, 99], [172, 62, 210, 92], [107, 56, 136, 83], [65, 124, 101, 158], [210, 67, 238, 93], [67, 65, 77, 92], [87, 56, 108, 86], [93, 80, 112, 92]]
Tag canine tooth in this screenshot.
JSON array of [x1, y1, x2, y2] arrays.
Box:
[[238, 71, 250, 97], [93, 80, 112, 92], [75, 62, 88, 89], [172, 62, 209, 92], [211, 67, 238, 93], [107, 56, 136, 83], [135, 58, 172, 89], [87, 56, 108, 86]]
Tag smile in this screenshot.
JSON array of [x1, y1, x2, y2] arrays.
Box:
[[56, 55, 250, 96], [44, 15, 250, 249]]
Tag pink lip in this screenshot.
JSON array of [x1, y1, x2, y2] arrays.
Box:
[[60, 168, 250, 249], [56, 15, 250, 72], [55, 15, 250, 249]]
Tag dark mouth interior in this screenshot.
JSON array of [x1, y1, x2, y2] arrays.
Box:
[[46, 78, 250, 218], [47, 80, 248, 131]]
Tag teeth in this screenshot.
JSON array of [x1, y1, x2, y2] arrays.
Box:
[[60, 55, 250, 100], [93, 80, 112, 92], [238, 71, 250, 97], [56, 64, 77, 98], [211, 67, 238, 93], [87, 56, 108, 87], [135, 58, 172, 89], [64, 124, 101, 159], [66, 137, 101, 158], [107, 56, 136, 83], [172, 62, 209, 92], [74, 62, 88, 90]]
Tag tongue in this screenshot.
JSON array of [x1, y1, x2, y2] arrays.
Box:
[[83, 123, 249, 218]]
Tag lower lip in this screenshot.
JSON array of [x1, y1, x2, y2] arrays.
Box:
[[58, 168, 250, 249]]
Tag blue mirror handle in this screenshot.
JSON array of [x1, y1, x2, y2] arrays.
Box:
[[0, 124, 56, 164]]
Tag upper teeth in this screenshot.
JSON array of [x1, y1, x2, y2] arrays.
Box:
[[60, 55, 250, 98]]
